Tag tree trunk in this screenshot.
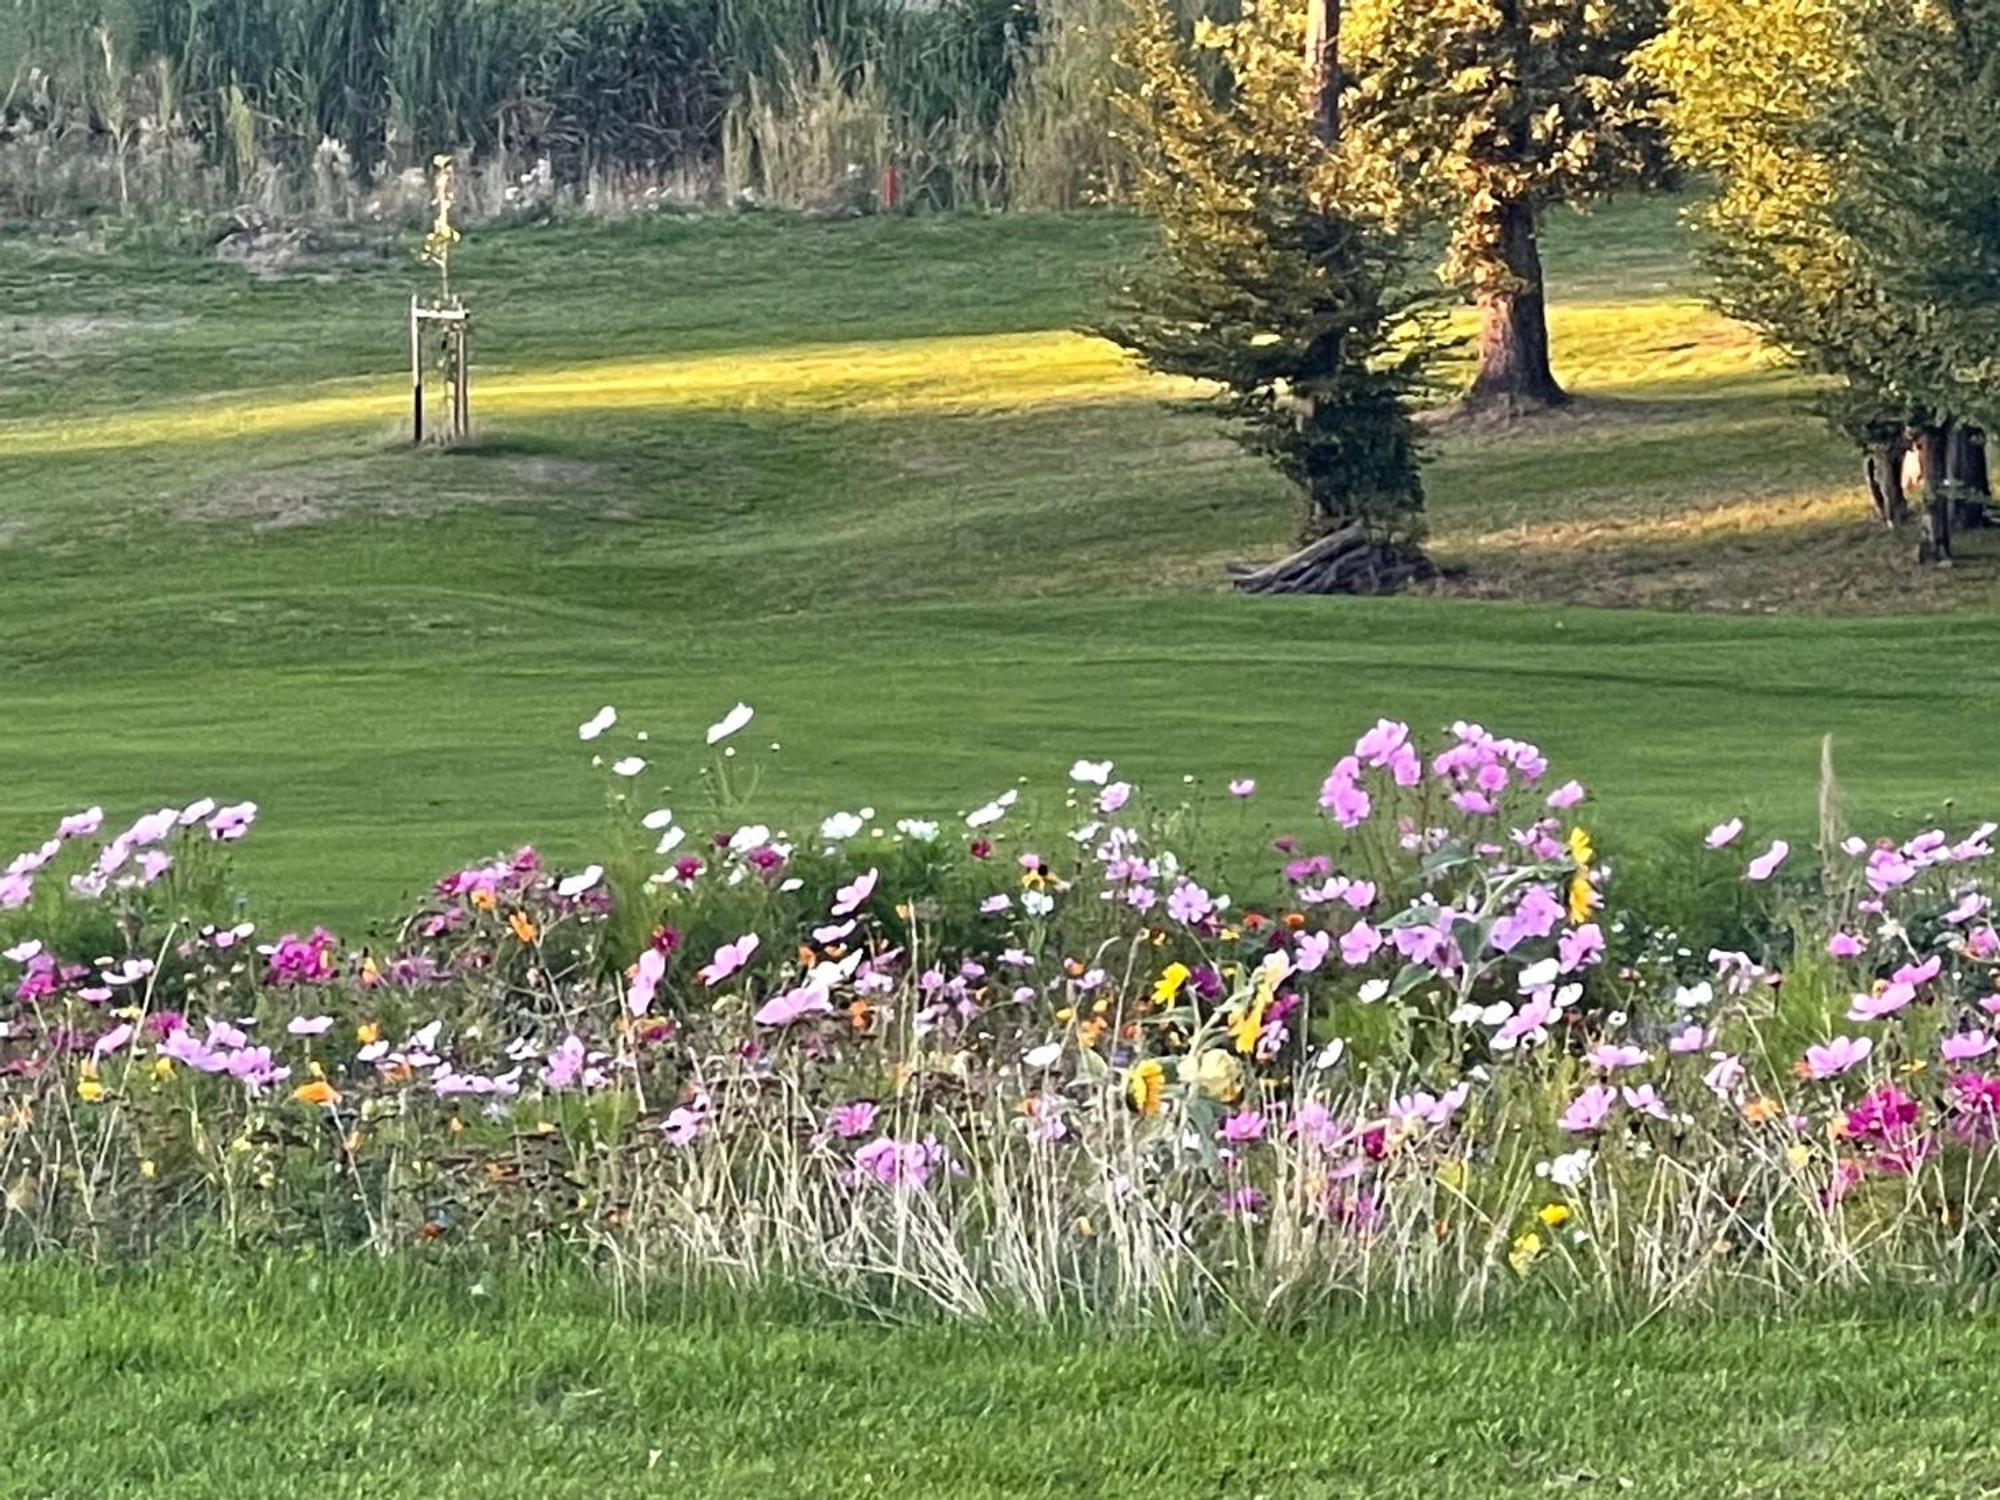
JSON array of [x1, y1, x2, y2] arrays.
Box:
[[1946, 423, 1990, 529], [1917, 424, 1953, 564], [1463, 197, 1568, 415], [1865, 434, 1909, 525], [1304, 0, 1340, 147]]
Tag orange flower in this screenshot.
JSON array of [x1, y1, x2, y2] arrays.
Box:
[[1742, 1096, 1782, 1125], [292, 1079, 341, 1107], [848, 1000, 872, 1032], [507, 911, 539, 944], [1283, 912, 1306, 931], [1243, 912, 1267, 931], [470, 888, 497, 912], [797, 943, 818, 968]]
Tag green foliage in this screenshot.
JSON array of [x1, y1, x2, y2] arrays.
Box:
[[1099, 0, 1435, 542], [1343, 0, 1666, 296], [1833, 0, 2000, 434]]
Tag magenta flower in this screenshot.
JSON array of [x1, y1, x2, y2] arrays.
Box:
[[1804, 1035, 1874, 1080], [1560, 1084, 1618, 1134]]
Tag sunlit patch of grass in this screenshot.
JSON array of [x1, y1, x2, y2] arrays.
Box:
[[0, 332, 1165, 457]]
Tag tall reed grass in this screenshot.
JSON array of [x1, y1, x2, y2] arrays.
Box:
[[0, 0, 1140, 223]]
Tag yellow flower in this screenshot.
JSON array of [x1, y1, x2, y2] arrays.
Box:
[[1567, 872, 1600, 926], [1152, 962, 1191, 1004], [1178, 1048, 1244, 1103], [1537, 1203, 1571, 1229], [1126, 1059, 1167, 1116], [1565, 827, 1594, 868], [139, 1159, 157, 1181], [1436, 1159, 1468, 1192], [152, 1057, 173, 1082], [292, 1079, 341, 1107], [1508, 1230, 1545, 1275], [76, 1076, 105, 1104], [355, 1021, 381, 1045], [507, 911, 539, 944]]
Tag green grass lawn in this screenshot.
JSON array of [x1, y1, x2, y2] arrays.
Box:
[[3, 1261, 1995, 1498], [3, 197, 1998, 928]]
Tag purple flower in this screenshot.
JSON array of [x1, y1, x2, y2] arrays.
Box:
[[1166, 881, 1215, 927]]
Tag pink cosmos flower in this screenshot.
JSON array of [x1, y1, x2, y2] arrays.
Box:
[[755, 984, 836, 1028], [827, 868, 878, 919], [1097, 782, 1133, 815], [828, 1101, 879, 1139], [1706, 817, 1744, 849], [0, 872, 31, 910], [1294, 930, 1331, 973], [627, 947, 667, 1016], [1166, 881, 1215, 927], [207, 802, 257, 841], [1587, 1043, 1649, 1072], [1545, 780, 1587, 810], [1560, 1084, 1618, 1134], [1745, 840, 1789, 882], [1621, 1084, 1670, 1121], [1942, 1031, 1997, 1063], [1703, 1053, 1745, 1098], [699, 933, 760, 987], [1339, 921, 1381, 966], [1826, 931, 1866, 959], [1218, 1109, 1267, 1144], [92, 1023, 133, 1058], [1668, 1025, 1709, 1054], [1804, 1035, 1874, 1080], [1893, 955, 1943, 987], [1228, 779, 1256, 798], [1848, 983, 1917, 1023], [57, 807, 103, 839], [1559, 923, 1605, 972]]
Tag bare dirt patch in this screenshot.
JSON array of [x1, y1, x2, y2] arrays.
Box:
[[0, 314, 187, 367]]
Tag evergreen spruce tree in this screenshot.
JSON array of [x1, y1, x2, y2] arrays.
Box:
[[1100, 0, 1441, 593]]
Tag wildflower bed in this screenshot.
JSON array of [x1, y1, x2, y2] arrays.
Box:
[[9, 702, 2000, 1328]]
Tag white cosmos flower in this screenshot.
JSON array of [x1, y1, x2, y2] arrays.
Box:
[[1518, 957, 1561, 992], [655, 826, 687, 855], [579, 706, 617, 741], [727, 824, 771, 853], [896, 819, 939, 842], [1021, 890, 1054, 917], [641, 808, 675, 830], [1674, 981, 1714, 1010], [820, 811, 865, 842], [1357, 978, 1390, 1004], [1024, 1042, 1062, 1069], [611, 757, 646, 777], [1539, 1148, 1595, 1188], [1313, 1038, 1346, 1070], [967, 798, 1010, 829], [706, 702, 754, 745], [1069, 758, 1114, 786], [557, 865, 603, 898]]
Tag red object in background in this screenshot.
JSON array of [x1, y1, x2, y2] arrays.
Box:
[[881, 162, 900, 211]]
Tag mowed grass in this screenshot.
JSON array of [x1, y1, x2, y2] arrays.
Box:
[[3, 1260, 1997, 1499], [3, 198, 1999, 926]]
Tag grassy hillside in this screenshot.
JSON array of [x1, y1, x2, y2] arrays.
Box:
[[2, 198, 1995, 925]]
